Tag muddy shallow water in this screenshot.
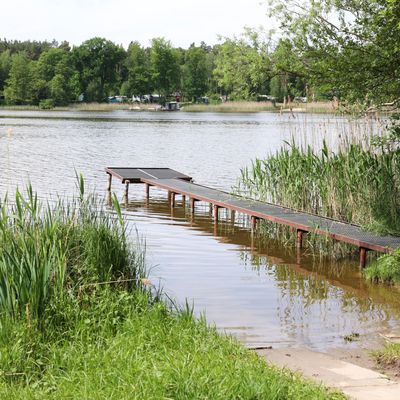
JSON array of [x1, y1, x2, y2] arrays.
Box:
[[0, 109, 398, 350]]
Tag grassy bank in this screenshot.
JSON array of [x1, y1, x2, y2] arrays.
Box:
[[182, 101, 338, 114], [0, 101, 339, 114], [0, 103, 159, 112], [0, 183, 343, 399]]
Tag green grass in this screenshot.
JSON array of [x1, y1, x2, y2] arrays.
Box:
[[373, 342, 400, 372], [364, 249, 400, 284], [0, 289, 344, 399], [0, 183, 344, 399]]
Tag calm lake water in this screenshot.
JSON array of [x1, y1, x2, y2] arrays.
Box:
[[0, 109, 398, 350]]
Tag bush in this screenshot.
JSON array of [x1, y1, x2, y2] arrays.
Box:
[[39, 99, 55, 109]]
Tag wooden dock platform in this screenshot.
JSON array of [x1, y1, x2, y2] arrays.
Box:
[[106, 167, 400, 267]]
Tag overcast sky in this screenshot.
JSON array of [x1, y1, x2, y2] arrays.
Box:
[[1, 0, 271, 48]]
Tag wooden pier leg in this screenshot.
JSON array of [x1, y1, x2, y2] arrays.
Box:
[[124, 181, 129, 205], [359, 247, 367, 268], [190, 197, 196, 213], [213, 205, 220, 222], [170, 192, 176, 208], [230, 210, 236, 226], [145, 183, 150, 200], [182, 195, 186, 204], [107, 173, 112, 191], [251, 216, 259, 231], [296, 229, 305, 249]]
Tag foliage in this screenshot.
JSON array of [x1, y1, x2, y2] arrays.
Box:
[[213, 29, 271, 99], [364, 249, 400, 284], [267, 0, 400, 104], [4, 53, 36, 105], [38, 99, 55, 109], [183, 45, 210, 101], [150, 38, 181, 98], [72, 37, 126, 102], [123, 41, 152, 97]]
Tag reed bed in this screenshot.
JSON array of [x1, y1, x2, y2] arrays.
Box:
[[182, 101, 277, 113], [240, 140, 400, 235], [237, 116, 400, 270], [182, 101, 336, 114], [0, 180, 146, 325]]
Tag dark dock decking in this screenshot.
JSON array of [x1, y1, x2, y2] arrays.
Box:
[[106, 167, 400, 267]]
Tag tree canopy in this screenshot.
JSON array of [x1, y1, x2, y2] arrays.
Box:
[[267, 0, 400, 104]]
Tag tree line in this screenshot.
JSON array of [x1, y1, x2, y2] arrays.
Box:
[[0, 0, 398, 108], [0, 34, 311, 106]]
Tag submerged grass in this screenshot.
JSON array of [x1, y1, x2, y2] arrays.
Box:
[[0, 182, 343, 399]]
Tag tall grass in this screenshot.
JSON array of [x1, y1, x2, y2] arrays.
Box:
[[239, 128, 400, 236], [0, 180, 146, 326]]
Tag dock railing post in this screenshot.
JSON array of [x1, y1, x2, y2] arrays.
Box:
[[145, 183, 150, 200]]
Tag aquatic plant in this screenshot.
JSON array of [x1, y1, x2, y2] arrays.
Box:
[[239, 130, 400, 236], [0, 180, 146, 325]]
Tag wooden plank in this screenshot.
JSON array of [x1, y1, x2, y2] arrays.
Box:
[[105, 167, 192, 183]]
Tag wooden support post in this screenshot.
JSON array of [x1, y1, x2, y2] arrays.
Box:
[[296, 229, 305, 249], [251, 216, 259, 231], [190, 197, 196, 213], [213, 205, 220, 222], [145, 183, 150, 199], [170, 192, 176, 208], [359, 247, 367, 268], [124, 181, 129, 205], [107, 173, 112, 191], [230, 210, 236, 225], [182, 195, 186, 205]]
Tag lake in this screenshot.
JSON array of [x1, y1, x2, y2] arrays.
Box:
[[0, 109, 398, 350]]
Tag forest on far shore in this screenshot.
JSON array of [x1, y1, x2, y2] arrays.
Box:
[[0, 0, 398, 108]]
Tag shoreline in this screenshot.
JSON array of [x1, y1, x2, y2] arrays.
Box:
[[0, 101, 339, 114]]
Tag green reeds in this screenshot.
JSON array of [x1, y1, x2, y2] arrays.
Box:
[[0, 181, 146, 326], [239, 138, 400, 236]]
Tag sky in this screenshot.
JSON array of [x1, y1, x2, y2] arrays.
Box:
[[1, 0, 272, 48]]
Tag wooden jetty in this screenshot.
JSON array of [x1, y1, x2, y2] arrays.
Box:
[[106, 167, 400, 267]]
